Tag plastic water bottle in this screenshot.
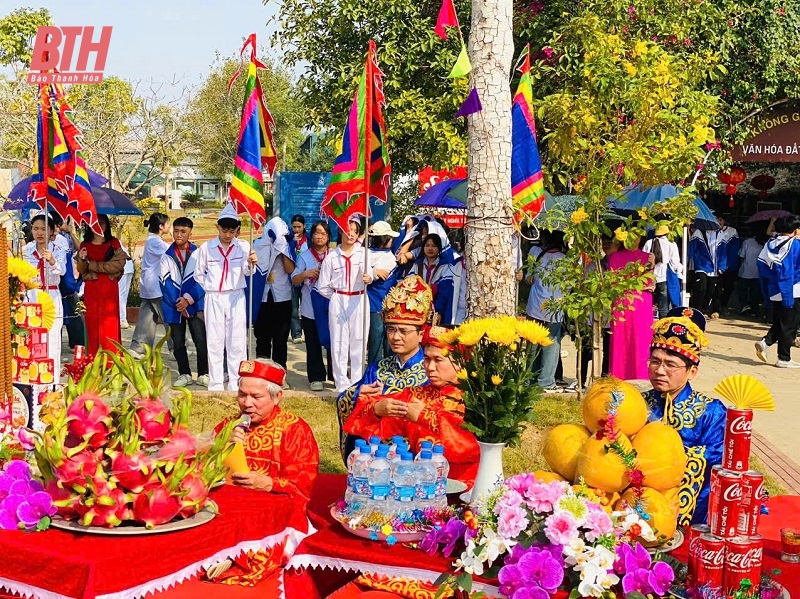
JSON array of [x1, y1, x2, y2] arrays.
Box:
[[414, 441, 434, 461], [431, 445, 450, 510], [415, 451, 437, 510], [367, 448, 392, 512], [392, 452, 417, 515], [369, 436, 381, 455], [390, 442, 408, 464], [389, 436, 404, 459], [344, 439, 368, 504], [349, 446, 373, 509]]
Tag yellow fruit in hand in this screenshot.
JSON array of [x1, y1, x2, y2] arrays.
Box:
[[616, 487, 678, 546], [543, 424, 591, 482], [575, 433, 633, 493], [631, 421, 687, 491], [582, 377, 648, 437], [224, 442, 250, 481]]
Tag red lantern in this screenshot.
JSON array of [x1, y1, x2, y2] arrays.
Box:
[[717, 167, 747, 207], [751, 174, 775, 200]]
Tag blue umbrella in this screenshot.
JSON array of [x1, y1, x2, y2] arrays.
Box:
[[415, 178, 467, 209], [4, 169, 108, 209], [609, 184, 719, 231]]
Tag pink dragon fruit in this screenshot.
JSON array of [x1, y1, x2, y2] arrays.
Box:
[[53, 448, 102, 490], [44, 480, 82, 520], [66, 393, 112, 449], [178, 472, 209, 518], [77, 479, 130, 527], [107, 448, 154, 493], [132, 484, 182, 529], [133, 399, 172, 442], [155, 426, 197, 462]]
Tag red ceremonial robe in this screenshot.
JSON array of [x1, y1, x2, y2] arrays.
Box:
[[343, 384, 479, 485]]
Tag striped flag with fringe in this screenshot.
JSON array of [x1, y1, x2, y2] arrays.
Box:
[[228, 34, 278, 229], [320, 40, 391, 236], [511, 44, 546, 224]]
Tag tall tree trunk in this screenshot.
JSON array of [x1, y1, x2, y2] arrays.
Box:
[[465, 0, 515, 318]]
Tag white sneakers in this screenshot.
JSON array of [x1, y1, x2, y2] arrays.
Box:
[[309, 381, 324, 392], [292, 337, 304, 344], [120, 320, 130, 329], [173, 374, 192, 388], [754, 339, 768, 364], [776, 360, 800, 369], [196, 374, 210, 387]]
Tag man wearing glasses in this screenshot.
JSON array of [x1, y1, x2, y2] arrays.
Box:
[[336, 276, 433, 462], [644, 307, 727, 526]]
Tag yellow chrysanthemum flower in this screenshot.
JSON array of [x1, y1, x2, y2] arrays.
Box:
[[514, 320, 555, 347], [438, 328, 460, 346], [570, 207, 589, 224], [614, 227, 628, 243], [486, 321, 518, 346], [491, 375, 503, 385], [8, 257, 40, 288], [456, 369, 468, 381]]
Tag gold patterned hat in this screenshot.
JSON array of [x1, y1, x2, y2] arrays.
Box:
[[382, 275, 433, 326], [650, 307, 709, 365]]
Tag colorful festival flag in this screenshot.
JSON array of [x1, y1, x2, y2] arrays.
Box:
[[320, 40, 391, 236], [435, 0, 459, 40], [227, 34, 278, 229], [28, 83, 100, 233], [454, 86, 482, 119], [511, 44, 546, 224], [448, 44, 472, 78]]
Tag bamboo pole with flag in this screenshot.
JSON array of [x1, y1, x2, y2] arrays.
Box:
[[227, 34, 279, 358], [511, 44, 546, 225], [320, 40, 391, 367]]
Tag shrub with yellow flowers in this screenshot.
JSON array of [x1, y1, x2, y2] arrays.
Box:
[[439, 317, 553, 446]]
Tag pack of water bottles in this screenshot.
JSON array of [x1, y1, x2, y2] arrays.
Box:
[[344, 436, 450, 515]]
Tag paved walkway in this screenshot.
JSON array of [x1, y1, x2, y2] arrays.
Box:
[[69, 312, 800, 484]]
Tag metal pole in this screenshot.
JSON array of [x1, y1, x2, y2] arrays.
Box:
[[248, 222, 255, 359], [363, 208, 370, 368]]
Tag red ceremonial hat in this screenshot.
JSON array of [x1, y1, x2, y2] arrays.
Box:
[[237, 360, 286, 386], [382, 275, 433, 326], [422, 325, 455, 352]]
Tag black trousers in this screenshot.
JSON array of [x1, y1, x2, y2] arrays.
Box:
[[690, 272, 718, 315], [654, 281, 670, 319], [764, 301, 800, 362], [301, 316, 333, 383], [62, 293, 85, 348], [254, 293, 292, 369], [716, 270, 738, 312], [580, 328, 611, 384], [170, 315, 208, 376]]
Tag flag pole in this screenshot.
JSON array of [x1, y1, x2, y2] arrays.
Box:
[[248, 215, 255, 359], [362, 42, 375, 369]]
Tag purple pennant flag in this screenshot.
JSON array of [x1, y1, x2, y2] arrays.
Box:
[[454, 86, 482, 119]]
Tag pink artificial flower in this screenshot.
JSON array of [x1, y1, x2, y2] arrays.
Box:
[[496, 489, 524, 514], [524, 480, 566, 513], [544, 511, 579, 546], [498, 505, 529, 539], [507, 474, 535, 495], [15, 428, 36, 451], [583, 501, 613, 542]]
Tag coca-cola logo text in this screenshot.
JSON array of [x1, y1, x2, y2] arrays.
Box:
[[726, 547, 763, 569], [723, 483, 743, 502], [729, 416, 753, 435], [700, 548, 725, 566]]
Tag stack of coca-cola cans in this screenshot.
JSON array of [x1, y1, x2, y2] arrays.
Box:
[[687, 407, 765, 591]]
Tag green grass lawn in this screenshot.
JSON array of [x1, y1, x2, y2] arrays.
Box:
[[189, 391, 787, 497]]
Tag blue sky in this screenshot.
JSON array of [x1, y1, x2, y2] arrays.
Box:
[[13, 0, 281, 96]]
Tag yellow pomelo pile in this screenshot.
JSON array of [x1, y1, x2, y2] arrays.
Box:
[[575, 434, 633, 492], [631, 422, 686, 491], [582, 378, 648, 436], [542, 424, 590, 482]]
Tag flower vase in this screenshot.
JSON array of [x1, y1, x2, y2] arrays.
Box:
[[470, 441, 505, 503]]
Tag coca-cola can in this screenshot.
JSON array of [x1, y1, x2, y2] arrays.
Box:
[[737, 470, 764, 537], [724, 535, 763, 590], [723, 408, 753, 472], [709, 469, 742, 539], [696, 533, 726, 589], [74, 345, 85, 360], [687, 524, 711, 585]]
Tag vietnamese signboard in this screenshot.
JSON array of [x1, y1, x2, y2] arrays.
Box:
[[732, 107, 800, 163]]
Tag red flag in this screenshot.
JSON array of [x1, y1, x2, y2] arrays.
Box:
[[435, 0, 459, 40]]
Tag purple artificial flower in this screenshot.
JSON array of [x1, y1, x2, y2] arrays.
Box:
[[517, 548, 564, 593], [419, 528, 441, 556], [3, 460, 31, 479], [440, 518, 467, 557], [614, 543, 631, 575], [9, 479, 33, 497], [648, 561, 675, 595], [505, 543, 528, 566], [16, 491, 55, 529], [15, 428, 36, 451], [0, 495, 26, 530], [0, 509, 18, 530], [28, 478, 43, 493], [622, 568, 653, 594], [0, 474, 13, 499], [498, 563, 524, 597], [624, 542, 652, 572], [512, 587, 549, 599]]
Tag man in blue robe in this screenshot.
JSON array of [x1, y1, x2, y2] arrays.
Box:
[[644, 307, 727, 526], [336, 276, 433, 462]]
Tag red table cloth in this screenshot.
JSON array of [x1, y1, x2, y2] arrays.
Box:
[[0, 485, 311, 599]]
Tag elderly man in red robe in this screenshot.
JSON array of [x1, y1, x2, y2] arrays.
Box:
[[343, 325, 479, 484], [210, 358, 319, 586]]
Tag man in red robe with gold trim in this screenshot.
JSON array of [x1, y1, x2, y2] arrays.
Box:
[[343, 326, 479, 484], [210, 358, 319, 586]]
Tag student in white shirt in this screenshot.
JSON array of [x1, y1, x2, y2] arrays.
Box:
[[643, 224, 683, 318], [118, 241, 135, 329], [252, 217, 295, 370], [316, 217, 373, 392], [192, 204, 258, 391]]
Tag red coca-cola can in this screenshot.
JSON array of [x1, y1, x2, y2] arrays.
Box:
[[709, 469, 742, 539], [737, 470, 764, 537], [74, 345, 85, 360], [695, 533, 726, 589], [724, 535, 763, 590], [687, 524, 711, 585], [723, 408, 753, 472]]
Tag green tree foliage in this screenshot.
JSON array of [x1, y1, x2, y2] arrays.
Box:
[[0, 7, 50, 68], [186, 54, 318, 181], [270, 0, 470, 175]]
